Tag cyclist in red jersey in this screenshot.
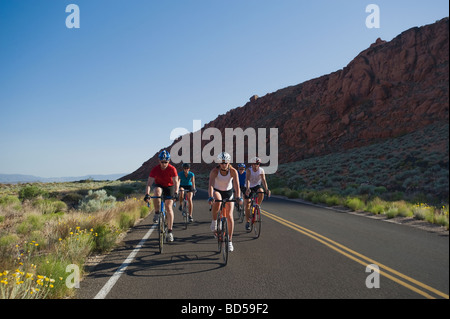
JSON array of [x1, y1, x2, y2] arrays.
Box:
[[144, 150, 179, 242]]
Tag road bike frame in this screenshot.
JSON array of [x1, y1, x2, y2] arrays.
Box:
[[248, 191, 264, 238], [236, 190, 245, 223], [151, 195, 171, 253], [211, 198, 236, 266], [180, 189, 194, 230]]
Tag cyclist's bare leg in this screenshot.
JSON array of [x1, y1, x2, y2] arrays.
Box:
[[211, 191, 222, 221], [226, 202, 235, 241], [257, 187, 265, 206], [188, 192, 194, 217], [152, 187, 162, 213], [178, 188, 184, 206], [165, 199, 174, 230], [244, 198, 251, 222]]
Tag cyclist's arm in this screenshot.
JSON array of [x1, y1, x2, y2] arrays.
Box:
[[260, 172, 270, 196], [192, 175, 196, 191], [172, 176, 179, 195], [230, 168, 241, 199], [245, 169, 251, 194], [146, 176, 155, 196], [208, 168, 218, 199]]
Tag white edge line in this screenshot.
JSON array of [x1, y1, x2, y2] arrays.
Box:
[[94, 223, 157, 299]]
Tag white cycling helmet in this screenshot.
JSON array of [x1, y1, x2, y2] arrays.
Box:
[[250, 156, 261, 164], [216, 152, 231, 163]]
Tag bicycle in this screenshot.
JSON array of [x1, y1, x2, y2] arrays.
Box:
[[210, 198, 236, 266], [236, 192, 245, 223], [247, 191, 265, 238], [150, 195, 171, 253], [180, 189, 195, 229]]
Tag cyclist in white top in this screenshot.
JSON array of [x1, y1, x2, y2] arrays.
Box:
[[245, 157, 271, 231], [208, 152, 242, 252]]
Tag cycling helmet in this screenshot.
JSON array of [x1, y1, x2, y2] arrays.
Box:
[[182, 163, 190, 168], [238, 163, 246, 168], [158, 150, 171, 161], [250, 156, 261, 164], [216, 152, 231, 163]]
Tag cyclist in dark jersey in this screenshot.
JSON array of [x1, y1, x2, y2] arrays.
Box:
[[178, 163, 196, 222]]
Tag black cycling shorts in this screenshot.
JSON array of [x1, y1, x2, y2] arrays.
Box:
[[153, 184, 175, 199], [213, 188, 234, 200], [247, 185, 263, 199]]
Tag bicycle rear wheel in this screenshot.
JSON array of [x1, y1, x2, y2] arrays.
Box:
[[253, 205, 261, 238], [159, 212, 165, 253]]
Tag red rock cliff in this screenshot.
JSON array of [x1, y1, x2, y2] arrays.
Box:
[[122, 18, 449, 180]]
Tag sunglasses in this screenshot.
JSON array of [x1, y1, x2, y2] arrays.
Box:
[[160, 161, 169, 164]]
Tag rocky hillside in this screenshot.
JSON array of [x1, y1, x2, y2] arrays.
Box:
[[122, 18, 449, 181]]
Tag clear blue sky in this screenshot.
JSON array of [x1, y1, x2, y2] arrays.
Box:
[[0, 0, 448, 178]]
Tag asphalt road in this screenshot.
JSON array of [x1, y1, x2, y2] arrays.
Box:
[[76, 190, 449, 301]]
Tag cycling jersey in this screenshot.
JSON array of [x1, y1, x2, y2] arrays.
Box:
[[214, 169, 233, 191], [248, 167, 264, 188], [149, 164, 177, 187], [178, 171, 194, 186], [238, 170, 246, 187]]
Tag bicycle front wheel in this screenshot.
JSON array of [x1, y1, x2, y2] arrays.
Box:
[[221, 218, 229, 265], [238, 204, 244, 223], [217, 217, 222, 253], [159, 212, 165, 253], [182, 201, 188, 230], [253, 205, 261, 239]]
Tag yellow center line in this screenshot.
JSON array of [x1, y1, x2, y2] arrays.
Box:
[[261, 209, 449, 299]]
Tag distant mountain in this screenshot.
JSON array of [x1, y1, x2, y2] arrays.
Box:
[[0, 173, 128, 184], [121, 18, 449, 181]]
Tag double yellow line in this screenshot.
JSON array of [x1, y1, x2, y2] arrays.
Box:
[[261, 209, 449, 299]]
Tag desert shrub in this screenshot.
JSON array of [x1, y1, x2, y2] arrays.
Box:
[[78, 190, 116, 213], [268, 176, 284, 189], [366, 197, 386, 214], [373, 186, 387, 195], [18, 186, 48, 201], [119, 212, 135, 231], [385, 205, 399, 218], [0, 195, 21, 207], [287, 190, 300, 199], [324, 194, 342, 206], [16, 214, 44, 235], [32, 199, 67, 214], [92, 224, 118, 253], [61, 193, 83, 208], [412, 203, 435, 222], [140, 206, 148, 218], [345, 197, 365, 211], [394, 201, 413, 217]]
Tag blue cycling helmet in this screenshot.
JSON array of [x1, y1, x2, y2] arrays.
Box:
[[158, 150, 171, 161], [238, 163, 246, 168]]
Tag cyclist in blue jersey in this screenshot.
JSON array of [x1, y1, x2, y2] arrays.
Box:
[[178, 163, 196, 222], [237, 163, 247, 200]]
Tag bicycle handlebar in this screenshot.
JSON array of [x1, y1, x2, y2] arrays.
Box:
[[209, 198, 238, 211], [211, 199, 237, 203], [150, 195, 174, 200]]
